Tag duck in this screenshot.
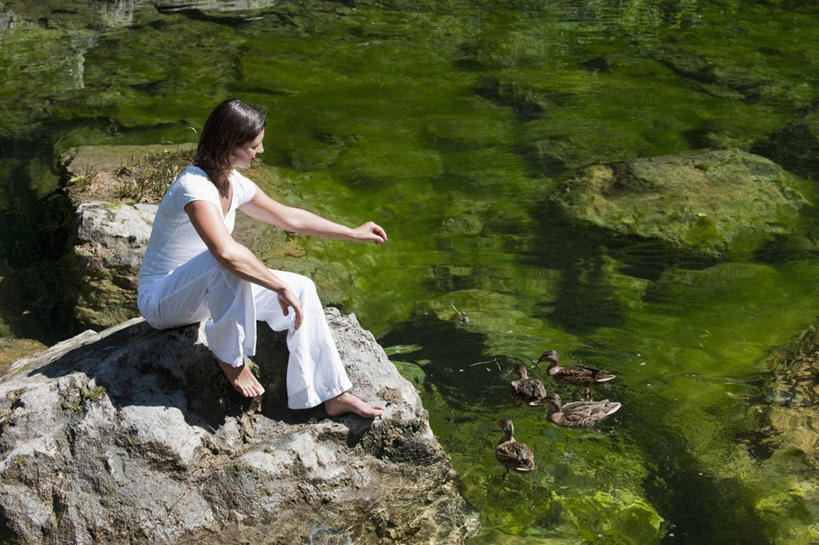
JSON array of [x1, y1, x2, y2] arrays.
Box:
[[537, 349, 616, 399], [494, 418, 535, 478], [544, 392, 621, 427], [510, 363, 549, 405]]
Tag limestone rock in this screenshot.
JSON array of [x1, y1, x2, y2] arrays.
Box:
[[0, 309, 479, 544], [71, 201, 156, 329], [550, 149, 810, 258]]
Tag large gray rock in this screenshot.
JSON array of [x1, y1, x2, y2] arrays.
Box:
[[550, 149, 810, 258], [71, 201, 157, 329], [0, 309, 478, 544]]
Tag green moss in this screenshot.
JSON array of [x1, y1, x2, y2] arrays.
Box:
[[80, 385, 107, 403]]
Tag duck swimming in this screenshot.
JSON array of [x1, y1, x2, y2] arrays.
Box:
[[544, 392, 621, 427], [510, 363, 549, 406], [494, 418, 535, 478], [537, 349, 616, 399]]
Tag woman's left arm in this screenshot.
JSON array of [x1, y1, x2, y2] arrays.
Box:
[[239, 188, 387, 245]]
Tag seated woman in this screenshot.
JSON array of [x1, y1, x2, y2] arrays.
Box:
[[137, 99, 385, 418]]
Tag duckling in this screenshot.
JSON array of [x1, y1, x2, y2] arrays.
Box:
[[510, 363, 549, 406], [544, 392, 621, 427], [494, 418, 535, 478], [537, 349, 615, 399]]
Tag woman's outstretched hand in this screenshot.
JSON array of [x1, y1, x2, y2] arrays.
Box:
[[277, 288, 304, 330], [353, 221, 387, 245]]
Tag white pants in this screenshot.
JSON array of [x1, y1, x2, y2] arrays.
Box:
[[137, 250, 352, 409]]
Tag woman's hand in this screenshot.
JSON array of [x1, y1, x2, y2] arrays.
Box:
[[277, 288, 304, 330], [352, 221, 387, 245]]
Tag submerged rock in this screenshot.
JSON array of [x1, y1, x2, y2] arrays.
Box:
[[651, 47, 813, 109], [551, 149, 810, 258], [752, 320, 819, 469], [0, 309, 479, 544], [476, 76, 576, 122]]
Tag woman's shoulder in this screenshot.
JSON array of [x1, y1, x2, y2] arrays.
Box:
[[175, 165, 210, 185], [167, 165, 218, 204], [175, 166, 216, 190], [229, 169, 259, 203]]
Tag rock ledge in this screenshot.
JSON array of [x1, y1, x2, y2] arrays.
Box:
[[0, 310, 478, 544]]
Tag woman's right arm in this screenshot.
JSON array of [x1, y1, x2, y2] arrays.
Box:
[[185, 200, 303, 329]]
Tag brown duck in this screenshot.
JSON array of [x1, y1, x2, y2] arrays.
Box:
[[537, 349, 615, 399], [544, 392, 621, 427], [510, 363, 549, 405], [494, 418, 535, 478]]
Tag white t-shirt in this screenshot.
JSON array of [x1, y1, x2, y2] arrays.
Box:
[[138, 165, 258, 287]]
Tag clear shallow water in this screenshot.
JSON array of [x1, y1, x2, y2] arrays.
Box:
[[1, 1, 818, 543]]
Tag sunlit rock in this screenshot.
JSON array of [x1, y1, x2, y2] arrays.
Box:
[[0, 310, 479, 544], [72, 201, 156, 329]]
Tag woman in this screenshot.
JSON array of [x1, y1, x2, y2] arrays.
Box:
[[137, 99, 386, 418]]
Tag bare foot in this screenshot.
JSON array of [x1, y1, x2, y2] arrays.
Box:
[[212, 353, 265, 397], [324, 391, 384, 418]]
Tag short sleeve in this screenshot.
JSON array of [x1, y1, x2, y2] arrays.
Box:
[[230, 170, 258, 207], [177, 167, 220, 211]]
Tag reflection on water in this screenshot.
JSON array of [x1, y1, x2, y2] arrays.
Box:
[[1, 0, 818, 543]]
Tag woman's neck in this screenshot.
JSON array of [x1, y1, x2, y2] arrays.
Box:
[[213, 170, 231, 192]]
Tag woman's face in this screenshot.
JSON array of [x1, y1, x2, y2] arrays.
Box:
[[232, 129, 265, 169]]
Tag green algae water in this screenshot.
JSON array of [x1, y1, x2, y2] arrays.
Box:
[[1, 1, 818, 543]]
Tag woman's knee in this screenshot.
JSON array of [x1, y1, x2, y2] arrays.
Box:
[[281, 271, 318, 300], [271, 270, 311, 289]]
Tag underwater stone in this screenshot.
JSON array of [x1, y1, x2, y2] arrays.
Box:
[[551, 149, 810, 258], [651, 47, 813, 109], [475, 76, 577, 122], [754, 319, 819, 469], [523, 135, 628, 174]]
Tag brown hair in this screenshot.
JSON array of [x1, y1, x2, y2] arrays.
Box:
[[194, 99, 266, 182]]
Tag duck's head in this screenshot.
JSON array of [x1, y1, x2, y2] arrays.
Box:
[[545, 392, 562, 409], [513, 363, 529, 379], [537, 349, 560, 366], [494, 417, 515, 436]]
